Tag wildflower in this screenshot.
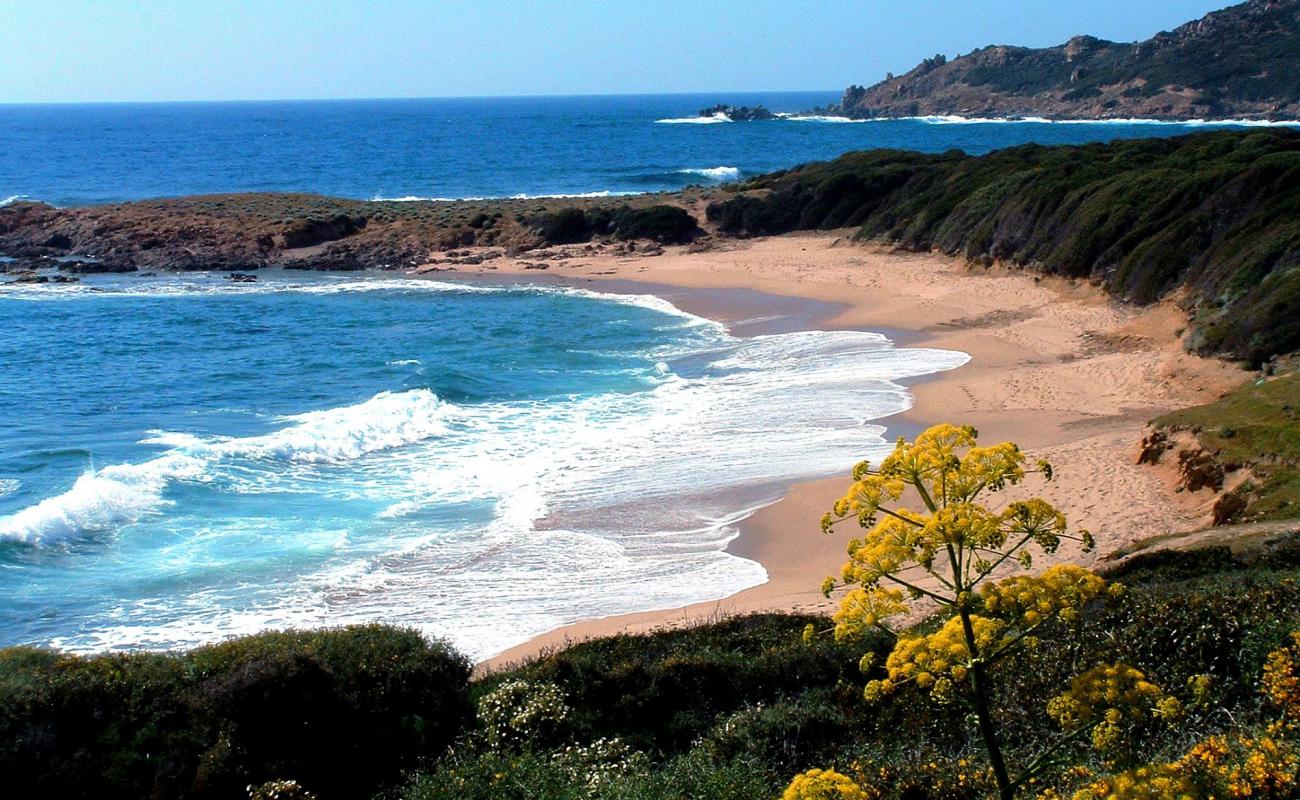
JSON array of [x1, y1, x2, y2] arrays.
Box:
[[783, 767, 876, 800], [1263, 631, 1300, 722]]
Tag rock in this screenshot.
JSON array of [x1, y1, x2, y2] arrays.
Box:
[[1136, 429, 1172, 464], [1177, 448, 1226, 493], [1212, 490, 1249, 526], [697, 104, 777, 121], [226, 272, 258, 283]]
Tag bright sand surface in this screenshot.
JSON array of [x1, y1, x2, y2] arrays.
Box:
[[411, 232, 1246, 670]]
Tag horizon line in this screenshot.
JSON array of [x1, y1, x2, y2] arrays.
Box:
[[0, 89, 845, 108]]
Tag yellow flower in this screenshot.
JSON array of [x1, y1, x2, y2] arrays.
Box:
[[783, 768, 876, 800]]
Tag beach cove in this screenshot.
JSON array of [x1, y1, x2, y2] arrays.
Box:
[[444, 233, 1246, 668]]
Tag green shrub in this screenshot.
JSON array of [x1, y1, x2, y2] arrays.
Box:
[[530, 205, 700, 245], [494, 613, 879, 754], [0, 625, 472, 800], [478, 679, 573, 751]]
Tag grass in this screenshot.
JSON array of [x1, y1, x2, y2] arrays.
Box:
[[1155, 373, 1300, 522]]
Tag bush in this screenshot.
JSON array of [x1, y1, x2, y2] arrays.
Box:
[[530, 205, 700, 245], [495, 613, 879, 754], [0, 625, 473, 800]]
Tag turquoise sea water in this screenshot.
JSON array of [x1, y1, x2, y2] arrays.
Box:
[[0, 274, 968, 657]]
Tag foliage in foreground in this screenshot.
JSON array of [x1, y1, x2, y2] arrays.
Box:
[[397, 540, 1300, 800], [812, 423, 1163, 800], [0, 625, 472, 800], [705, 129, 1300, 366]]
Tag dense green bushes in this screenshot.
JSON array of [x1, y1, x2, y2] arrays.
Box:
[[396, 542, 1300, 800], [0, 625, 472, 800], [706, 129, 1300, 366], [530, 204, 701, 245]]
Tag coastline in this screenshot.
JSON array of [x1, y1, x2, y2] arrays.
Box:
[[426, 232, 1248, 670]]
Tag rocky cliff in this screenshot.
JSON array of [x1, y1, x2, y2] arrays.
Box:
[[827, 0, 1300, 120]]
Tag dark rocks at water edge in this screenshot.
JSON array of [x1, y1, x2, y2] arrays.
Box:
[[4, 273, 79, 285], [0, 193, 704, 273], [226, 272, 258, 283], [698, 103, 777, 121]]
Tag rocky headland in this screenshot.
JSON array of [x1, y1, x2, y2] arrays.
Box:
[[786, 0, 1300, 120]]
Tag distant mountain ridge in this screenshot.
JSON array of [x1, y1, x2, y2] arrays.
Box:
[[825, 0, 1300, 120]]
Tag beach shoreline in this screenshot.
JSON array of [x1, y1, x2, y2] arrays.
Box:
[[409, 231, 1247, 670]]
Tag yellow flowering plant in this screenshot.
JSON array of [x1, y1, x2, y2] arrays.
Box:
[[803, 424, 1171, 800]]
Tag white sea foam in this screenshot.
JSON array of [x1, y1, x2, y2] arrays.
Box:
[[0, 390, 452, 545], [223, 390, 450, 463], [0, 453, 205, 546], [678, 166, 741, 181], [0, 194, 29, 207], [0, 478, 21, 497], [655, 113, 732, 124]]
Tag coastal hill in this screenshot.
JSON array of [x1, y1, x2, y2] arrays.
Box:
[[821, 0, 1300, 120]]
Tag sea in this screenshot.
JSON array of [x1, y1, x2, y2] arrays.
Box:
[[0, 93, 1287, 658]]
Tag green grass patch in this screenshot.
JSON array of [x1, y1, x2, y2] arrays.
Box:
[[1156, 374, 1300, 521]]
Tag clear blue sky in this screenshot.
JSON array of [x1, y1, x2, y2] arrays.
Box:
[[0, 0, 1231, 103]]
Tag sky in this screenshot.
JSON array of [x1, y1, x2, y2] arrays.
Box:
[[0, 0, 1233, 103]]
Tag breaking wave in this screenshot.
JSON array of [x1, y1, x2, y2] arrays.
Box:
[[678, 166, 741, 181]]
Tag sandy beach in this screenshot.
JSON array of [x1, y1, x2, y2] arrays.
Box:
[[414, 232, 1247, 669]]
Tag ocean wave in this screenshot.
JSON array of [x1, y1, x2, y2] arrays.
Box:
[[655, 113, 731, 124], [0, 195, 29, 207], [0, 390, 451, 545], [231, 390, 450, 463], [678, 166, 740, 181], [0, 478, 21, 497], [0, 453, 205, 546]]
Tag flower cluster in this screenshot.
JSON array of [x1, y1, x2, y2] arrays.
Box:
[[1263, 631, 1300, 723], [1072, 732, 1300, 800], [1047, 663, 1180, 752], [980, 564, 1111, 626], [555, 737, 650, 797], [864, 614, 1007, 703], [832, 586, 908, 641], [837, 508, 928, 587], [782, 767, 876, 800], [477, 679, 571, 751]]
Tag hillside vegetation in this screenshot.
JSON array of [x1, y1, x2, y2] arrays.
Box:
[[824, 0, 1300, 120], [706, 128, 1300, 366]]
